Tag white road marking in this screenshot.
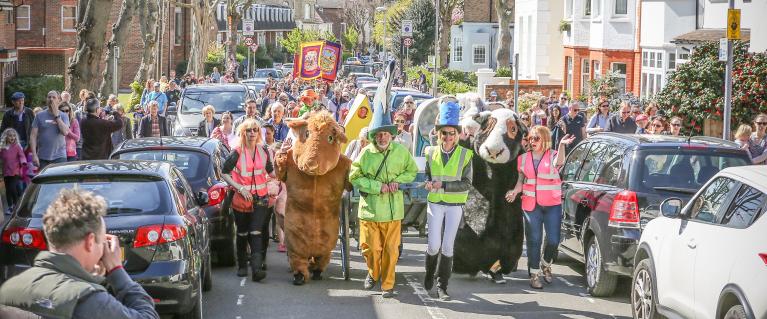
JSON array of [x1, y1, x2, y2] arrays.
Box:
[[578, 293, 596, 303], [240, 278, 246, 287], [557, 277, 575, 287], [236, 294, 244, 306], [236, 317, 241, 319], [404, 274, 448, 319]]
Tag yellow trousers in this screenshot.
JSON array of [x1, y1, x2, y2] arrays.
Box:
[[359, 220, 401, 291]]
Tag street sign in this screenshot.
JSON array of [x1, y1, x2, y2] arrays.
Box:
[[403, 37, 412, 48], [719, 38, 728, 62], [243, 19, 255, 36], [727, 9, 740, 40], [250, 44, 259, 53], [244, 36, 254, 46], [401, 20, 413, 37]]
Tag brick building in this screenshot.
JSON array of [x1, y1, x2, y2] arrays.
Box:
[[0, 0, 16, 107], [561, 0, 641, 99], [12, 0, 191, 91]]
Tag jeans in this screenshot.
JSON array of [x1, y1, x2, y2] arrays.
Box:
[[4, 176, 21, 211], [39, 157, 67, 170], [523, 204, 562, 273]]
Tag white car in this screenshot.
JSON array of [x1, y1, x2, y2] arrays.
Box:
[[632, 166, 767, 319]]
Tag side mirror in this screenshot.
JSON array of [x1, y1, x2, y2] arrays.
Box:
[[166, 103, 177, 114], [196, 191, 209, 207], [659, 198, 683, 218]]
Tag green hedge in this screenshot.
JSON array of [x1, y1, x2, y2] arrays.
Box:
[[405, 66, 475, 95], [5, 75, 65, 108]]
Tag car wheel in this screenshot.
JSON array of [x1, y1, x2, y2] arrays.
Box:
[[202, 256, 213, 292], [585, 236, 618, 297], [632, 259, 659, 319], [723, 305, 747, 319], [216, 221, 237, 267], [177, 275, 203, 319]]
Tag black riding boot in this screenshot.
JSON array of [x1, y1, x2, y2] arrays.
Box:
[[236, 235, 248, 277], [436, 254, 453, 301], [423, 253, 439, 291], [249, 234, 266, 282]]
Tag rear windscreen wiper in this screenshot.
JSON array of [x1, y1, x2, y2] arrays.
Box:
[[652, 186, 697, 194]]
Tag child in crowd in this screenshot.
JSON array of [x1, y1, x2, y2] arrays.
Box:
[[0, 129, 27, 213]]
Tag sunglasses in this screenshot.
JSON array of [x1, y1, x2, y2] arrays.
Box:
[[671, 123, 681, 127], [395, 120, 406, 124], [633, 111, 642, 114], [439, 130, 457, 136], [653, 124, 664, 128], [621, 111, 631, 114], [600, 104, 610, 108], [756, 122, 767, 126], [60, 108, 70, 113], [245, 128, 259, 133], [521, 117, 530, 121], [529, 136, 541, 142]]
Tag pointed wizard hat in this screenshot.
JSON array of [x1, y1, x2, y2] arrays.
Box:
[[367, 60, 398, 139]]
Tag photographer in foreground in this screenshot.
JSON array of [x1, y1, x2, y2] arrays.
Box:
[[0, 189, 159, 319]]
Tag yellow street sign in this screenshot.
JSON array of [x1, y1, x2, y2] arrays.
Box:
[[727, 9, 741, 40]]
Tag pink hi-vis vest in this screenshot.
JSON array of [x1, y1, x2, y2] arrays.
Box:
[[517, 150, 562, 212], [232, 146, 269, 197]]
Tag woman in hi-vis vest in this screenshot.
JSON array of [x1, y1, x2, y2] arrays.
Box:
[[506, 126, 575, 289], [423, 101, 473, 301], [222, 118, 275, 283]]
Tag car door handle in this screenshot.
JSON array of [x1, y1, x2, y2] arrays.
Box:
[[687, 239, 697, 249]]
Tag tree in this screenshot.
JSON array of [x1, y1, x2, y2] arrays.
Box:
[[437, 0, 462, 69], [99, 0, 137, 96], [656, 40, 767, 134], [389, 0, 435, 65], [495, 0, 514, 67], [342, 27, 360, 53], [173, 0, 222, 76], [344, 1, 373, 49], [134, 0, 160, 84], [225, 0, 256, 80], [279, 28, 337, 55], [66, 0, 113, 94]]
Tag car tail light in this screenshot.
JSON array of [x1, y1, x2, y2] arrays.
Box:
[[2, 227, 48, 250], [609, 190, 640, 228], [133, 224, 187, 248], [760, 253, 767, 265], [208, 183, 228, 206]]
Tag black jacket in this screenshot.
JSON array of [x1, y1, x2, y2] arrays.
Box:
[[0, 107, 35, 146], [80, 113, 124, 160], [197, 118, 221, 137], [137, 115, 169, 138]]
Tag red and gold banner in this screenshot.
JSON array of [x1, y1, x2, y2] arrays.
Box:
[[296, 40, 342, 82]]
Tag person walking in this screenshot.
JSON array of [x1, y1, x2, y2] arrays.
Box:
[[80, 98, 124, 160], [233, 99, 262, 130], [111, 105, 133, 148], [145, 82, 168, 115], [267, 103, 289, 142], [59, 102, 80, 161], [748, 113, 767, 164], [556, 102, 586, 153], [506, 126, 576, 289], [587, 100, 611, 134], [668, 116, 683, 136], [0, 129, 26, 213], [0, 92, 35, 149], [605, 102, 638, 134], [211, 112, 236, 148], [197, 105, 220, 137], [0, 189, 160, 319], [221, 119, 274, 282], [30, 91, 70, 169], [422, 101, 473, 301], [547, 105, 565, 150], [136, 102, 169, 138], [349, 104, 418, 298]]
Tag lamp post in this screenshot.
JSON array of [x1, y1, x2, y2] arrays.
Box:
[[376, 6, 387, 61]]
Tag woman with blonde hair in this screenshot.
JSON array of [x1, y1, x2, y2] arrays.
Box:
[[221, 119, 275, 282], [197, 105, 220, 137], [669, 116, 683, 136], [749, 114, 767, 164], [0, 128, 27, 212], [58, 102, 81, 161], [506, 126, 576, 289]]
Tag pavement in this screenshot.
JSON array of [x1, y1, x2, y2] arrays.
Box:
[[201, 233, 632, 319]]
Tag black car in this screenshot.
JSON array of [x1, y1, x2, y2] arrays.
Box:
[[558, 133, 750, 296], [0, 160, 211, 318], [111, 137, 235, 267]]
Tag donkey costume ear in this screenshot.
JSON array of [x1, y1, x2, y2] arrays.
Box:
[[287, 119, 308, 130]]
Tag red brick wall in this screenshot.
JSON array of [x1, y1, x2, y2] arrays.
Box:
[[14, 0, 45, 47], [563, 46, 639, 99], [463, 0, 498, 23], [0, 11, 15, 49]]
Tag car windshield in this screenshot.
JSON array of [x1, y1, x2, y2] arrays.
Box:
[[392, 95, 429, 112], [181, 90, 245, 114], [254, 70, 277, 78], [638, 150, 749, 192], [23, 178, 172, 217], [115, 150, 211, 186]]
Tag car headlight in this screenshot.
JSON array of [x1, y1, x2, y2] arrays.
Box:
[[173, 124, 192, 136]]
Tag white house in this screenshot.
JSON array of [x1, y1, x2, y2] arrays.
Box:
[[513, 0, 564, 85], [449, 0, 514, 72], [562, 0, 641, 97], [641, 0, 766, 98]]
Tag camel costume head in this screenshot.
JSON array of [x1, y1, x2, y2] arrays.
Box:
[[287, 110, 348, 176]]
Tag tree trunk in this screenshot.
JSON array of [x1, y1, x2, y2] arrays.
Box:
[[495, 0, 514, 68], [226, 8, 239, 78], [134, 0, 160, 84], [99, 0, 137, 96], [66, 0, 113, 95], [438, 13, 451, 69]]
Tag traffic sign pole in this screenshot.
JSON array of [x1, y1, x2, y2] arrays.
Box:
[[724, 3, 739, 139]]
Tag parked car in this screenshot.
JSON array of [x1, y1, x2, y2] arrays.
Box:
[[172, 84, 253, 136], [241, 78, 267, 93], [632, 166, 766, 319], [345, 57, 361, 65], [359, 55, 371, 64], [558, 133, 750, 296], [0, 160, 212, 318], [111, 137, 235, 266], [253, 68, 282, 79], [390, 90, 432, 114], [281, 63, 294, 75]]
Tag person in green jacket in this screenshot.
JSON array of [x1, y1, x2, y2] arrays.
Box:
[[349, 64, 417, 297]]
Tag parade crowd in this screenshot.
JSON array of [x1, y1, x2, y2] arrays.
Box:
[[1, 64, 767, 319]]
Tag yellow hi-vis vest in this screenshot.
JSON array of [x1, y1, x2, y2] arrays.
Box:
[[425, 145, 473, 204]]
